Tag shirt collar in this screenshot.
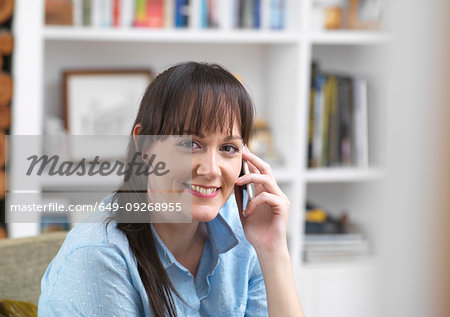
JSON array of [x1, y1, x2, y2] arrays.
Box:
[[150, 201, 239, 270]]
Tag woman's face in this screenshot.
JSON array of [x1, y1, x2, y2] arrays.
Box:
[[143, 120, 243, 223], [182, 121, 243, 222]]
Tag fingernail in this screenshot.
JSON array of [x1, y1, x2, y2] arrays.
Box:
[[242, 211, 248, 218]]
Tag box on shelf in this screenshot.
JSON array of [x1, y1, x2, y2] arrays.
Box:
[[45, 0, 74, 26], [304, 201, 371, 263]]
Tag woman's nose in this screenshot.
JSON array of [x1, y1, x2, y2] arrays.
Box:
[[195, 151, 221, 178]]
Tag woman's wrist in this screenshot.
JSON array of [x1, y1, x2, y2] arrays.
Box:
[[255, 243, 291, 262]]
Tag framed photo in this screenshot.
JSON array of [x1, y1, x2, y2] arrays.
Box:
[[63, 69, 152, 135], [348, 0, 383, 30], [63, 69, 152, 160]]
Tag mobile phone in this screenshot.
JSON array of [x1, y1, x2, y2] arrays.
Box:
[[239, 160, 255, 218], [242, 160, 255, 202]]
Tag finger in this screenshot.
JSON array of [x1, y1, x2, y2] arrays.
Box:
[[244, 192, 287, 217], [245, 159, 261, 174], [236, 173, 282, 195], [242, 146, 272, 175]]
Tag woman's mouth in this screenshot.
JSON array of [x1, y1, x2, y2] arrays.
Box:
[[183, 183, 221, 198]]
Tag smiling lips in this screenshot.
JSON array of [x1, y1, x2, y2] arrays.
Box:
[[184, 183, 221, 198]]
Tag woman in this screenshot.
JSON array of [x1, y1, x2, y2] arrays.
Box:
[[38, 62, 303, 316]]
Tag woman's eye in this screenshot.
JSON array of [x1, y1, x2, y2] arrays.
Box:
[[178, 140, 200, 150], [221, 145, 239, 154]]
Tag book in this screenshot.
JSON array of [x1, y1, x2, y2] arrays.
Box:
[[189, 0, 201, 28], [260, 0, 270, 29], [269, 0, 284, 29], [304, 233, 370, 263], [91, 0, 102, 27], [353, 78, 369, 167], [321, 76, 332, 166], [239, 0, 254, 29], [101, 0, 112, 27], [338, 76, 353, 166], [73, 0, 83, 26], [207, 0, 219, 28], [120, 0, 135, 28], [82, 0, 92, 26], [305, 233, 364, 242], [327, 75, 340, 166], [134, 0, 147, 26], [175, 0, 189, 28], [312, 74, 326, 168], [147, 0, 164, 27], [218, 0, 234, 29], [165, 0, 175, 28], [113, 0, 121, 27], [308, 64, 371, 168]]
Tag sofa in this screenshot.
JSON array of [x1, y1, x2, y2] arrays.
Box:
[[0, 231, 67, 305]]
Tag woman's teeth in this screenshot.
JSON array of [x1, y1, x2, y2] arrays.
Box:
[[189, 185, 218, 195]]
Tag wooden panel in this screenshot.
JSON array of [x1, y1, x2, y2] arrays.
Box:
[[0, 72, 12, 106]]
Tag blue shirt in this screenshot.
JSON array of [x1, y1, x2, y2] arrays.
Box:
[[38, 193, 268, 316]]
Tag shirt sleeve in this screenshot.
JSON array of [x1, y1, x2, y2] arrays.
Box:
[[245, 259, 268, 317], [38, 246, 144, 317]]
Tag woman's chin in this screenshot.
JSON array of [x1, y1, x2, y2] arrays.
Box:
[[192, 207, 220, 222]]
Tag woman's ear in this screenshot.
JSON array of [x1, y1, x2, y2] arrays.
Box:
[[132, 123, 141, 150]]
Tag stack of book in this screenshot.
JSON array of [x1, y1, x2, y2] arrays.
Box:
[[307, 63, 369, 168], [303, 233, 370, 263], [65, 0, 286, 29]]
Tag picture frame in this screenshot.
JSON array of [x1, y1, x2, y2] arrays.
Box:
[[348, 0, 383, 30], [63, 69, 152, 161], [63, 69, 152, 135]]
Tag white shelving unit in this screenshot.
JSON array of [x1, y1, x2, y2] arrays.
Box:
[[10, 1, 388, 316]]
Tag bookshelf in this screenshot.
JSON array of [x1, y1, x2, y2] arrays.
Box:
[[43, 26, 301, 43], [10, 0, 388, 316]]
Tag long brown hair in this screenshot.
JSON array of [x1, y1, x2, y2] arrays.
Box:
[[111, 62, 255, 316]]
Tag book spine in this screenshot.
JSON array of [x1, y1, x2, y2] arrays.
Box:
[[175, 0, 189, 28], [198, 0, 207, 28], [312, 74, 326, 168], [147, 0, 163, 27], [208, 0, 219, 28], [73, 0, 83, 26], [102, 0, 112, 27], [113, 0, 121, 27], [91, 0, 102, 27], [241, 0, 254, 29], [135, 0, 148, 27], [164, 0, 175, 28], [353, 78, 369, 167], [308, 88, 315, 168], [189, 0, 200, 29], [230, 0, 240, 28], [270, 0, 284, 29], [321, 77, 331, 166], [253, 0, 260, 28], [360, 80, 369, 167], [120, 0, 135, 27], [327, 76, 340, 166], [82, 0, 92, 26], [339, 77, 352, 166], [219, 0, 233, 30], [348, 78, 354, 166], [308, 63, 318, 168], [260, 0, 270, 29]]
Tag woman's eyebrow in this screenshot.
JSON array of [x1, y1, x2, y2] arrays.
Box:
[[182, 131, 242, 141]]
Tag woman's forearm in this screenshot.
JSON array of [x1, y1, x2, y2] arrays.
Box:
[[256, 247, 304, 317]]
